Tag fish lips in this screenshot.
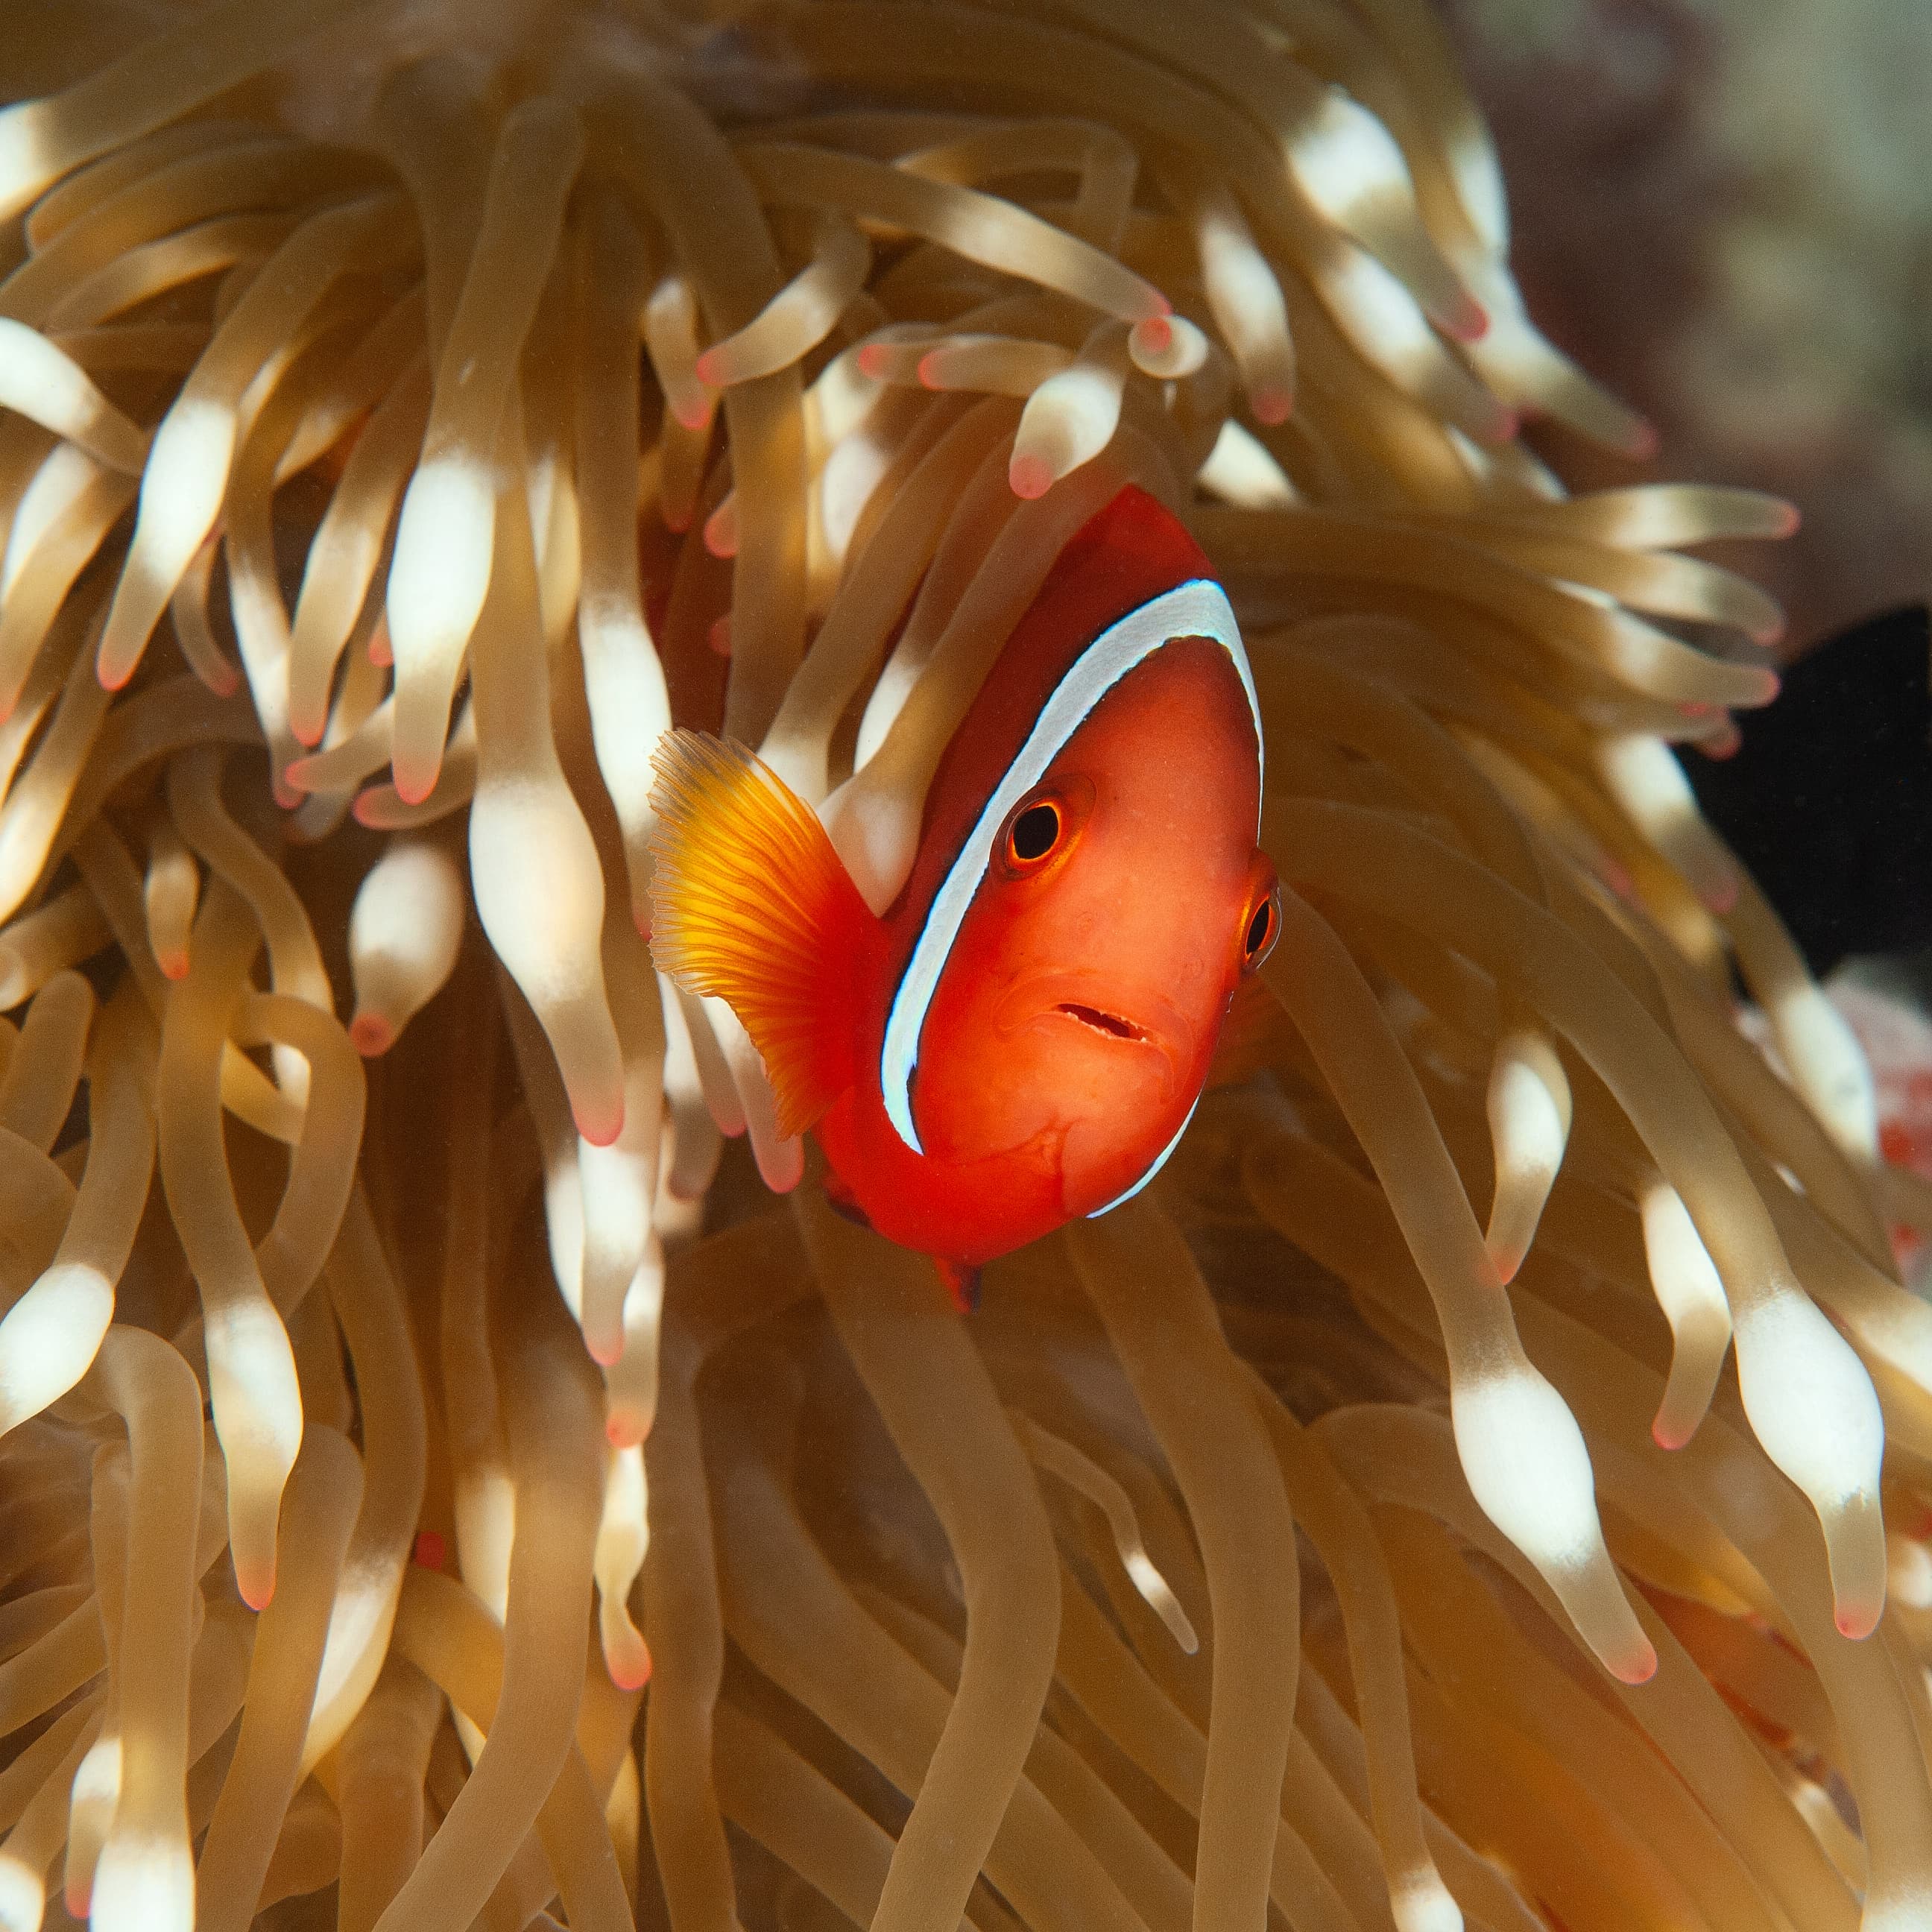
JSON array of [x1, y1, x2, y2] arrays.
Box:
[[996, 972, 1193, 1086]]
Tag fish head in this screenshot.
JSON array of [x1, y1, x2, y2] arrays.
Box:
[[912, 632, 1278, 1214]]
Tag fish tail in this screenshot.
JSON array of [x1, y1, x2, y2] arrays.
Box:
[[647, 729, 869, 1137], [933, 1257, 982, 1314]]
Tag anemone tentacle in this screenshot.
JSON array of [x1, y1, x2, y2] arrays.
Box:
[[0, 5, 1925, 1931]]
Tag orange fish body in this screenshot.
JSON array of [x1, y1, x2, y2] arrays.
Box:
[[649, 487, 1278, 1304]]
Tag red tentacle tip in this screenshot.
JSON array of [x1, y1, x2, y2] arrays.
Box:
[[1698, 874, 1740, 918], [574, 1096, 625, 1149], [671, 392, 715, 432], [1008, 454, 1052, 501], [349, 1012, 394, 1058], [1612, 1640, 1660, 1685], [1251, 384, 1292, 426], [1448, 293, 1489, 342], [1623, 418, 1661, 462], [1135, 315, 1173, 356]]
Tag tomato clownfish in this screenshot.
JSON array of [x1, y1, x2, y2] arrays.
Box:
[[648, 484, 1279, 1310]]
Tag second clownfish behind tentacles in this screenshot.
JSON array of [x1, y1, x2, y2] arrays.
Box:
[[647, 484, 1279, 1310]]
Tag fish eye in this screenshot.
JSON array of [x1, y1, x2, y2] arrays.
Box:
[[1242, 887, 1280, 969], [995, 777, 1091, 880], [1006, 800, 1061, 867]]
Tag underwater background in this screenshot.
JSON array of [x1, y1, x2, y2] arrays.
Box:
[[1453, 0, 1932, 1107], [2, 1, 1931, 1929]]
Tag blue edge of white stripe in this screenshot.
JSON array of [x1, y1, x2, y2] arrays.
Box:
[[875, 578, 1263, 1216]]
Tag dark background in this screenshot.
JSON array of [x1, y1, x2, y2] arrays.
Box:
[[1443, 0, 1932, 975]]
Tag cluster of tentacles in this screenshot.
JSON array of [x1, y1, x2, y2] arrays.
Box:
[[0, 1, 1928, 1930]]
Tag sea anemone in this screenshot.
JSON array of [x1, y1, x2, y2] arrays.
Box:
[[0, 4, 1928, 1931]]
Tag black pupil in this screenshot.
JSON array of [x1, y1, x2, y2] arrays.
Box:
[[1011, 803, 1060, 862], [1246, 899, 1272, 956]]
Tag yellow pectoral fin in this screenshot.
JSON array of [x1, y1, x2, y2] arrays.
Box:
[[647, 728, 871, 1137]]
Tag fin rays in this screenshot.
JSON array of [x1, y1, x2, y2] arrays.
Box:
[[647, 728, 869, 1137]]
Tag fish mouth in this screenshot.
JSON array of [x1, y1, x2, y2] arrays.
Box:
[[996, 973, 1190, 1069], [1054, 1002, 1147, 1044]]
